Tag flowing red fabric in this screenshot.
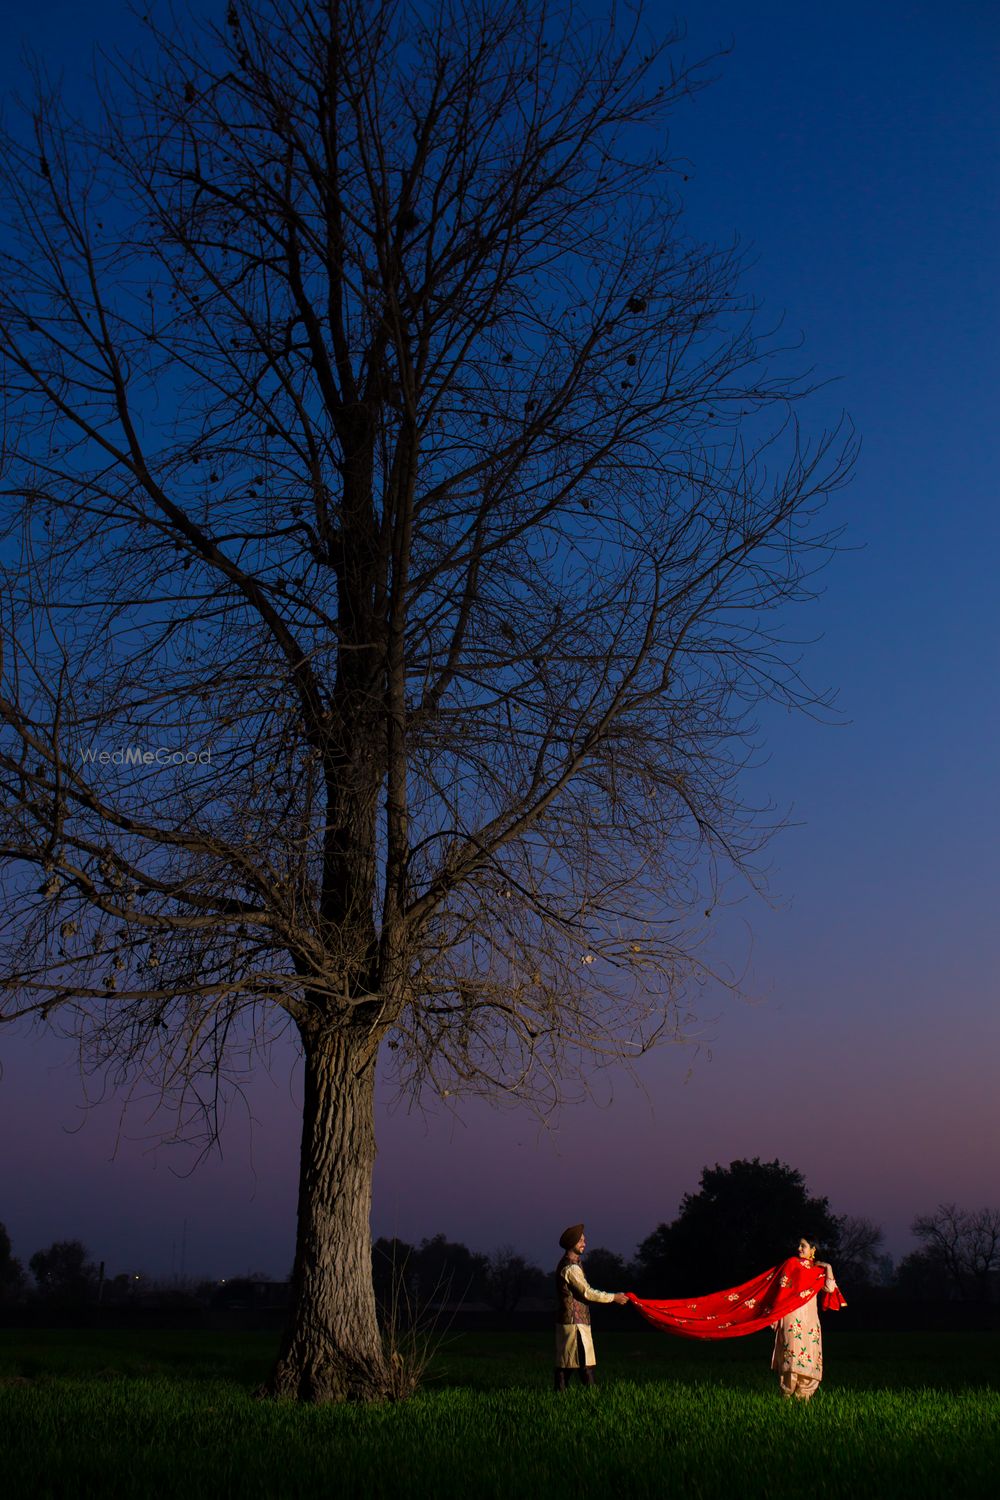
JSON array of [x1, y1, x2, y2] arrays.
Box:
[[627, 1257, 847, 1341]]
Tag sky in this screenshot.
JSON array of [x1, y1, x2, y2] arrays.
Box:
[[0, 0, 998, 1282]]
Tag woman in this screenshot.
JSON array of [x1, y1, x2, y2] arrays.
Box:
[[770, 1237, 845, 1400], [626, 1236, 846, 1398]]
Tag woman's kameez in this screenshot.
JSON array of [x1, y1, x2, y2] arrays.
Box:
[[771, 1261, 843, 1399]]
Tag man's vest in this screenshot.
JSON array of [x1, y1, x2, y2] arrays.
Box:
[[555, 1253, 591, 1326]]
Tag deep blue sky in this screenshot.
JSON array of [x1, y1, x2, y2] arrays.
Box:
[[1, 1, 998, 1280]]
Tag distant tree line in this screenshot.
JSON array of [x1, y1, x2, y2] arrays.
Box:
[[370, 1235, 551, 1316], [4, 1161, 998, 1314]]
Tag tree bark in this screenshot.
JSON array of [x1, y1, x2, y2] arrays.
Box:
[[265, 1025, 389, 1402]]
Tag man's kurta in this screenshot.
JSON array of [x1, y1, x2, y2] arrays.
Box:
[[555, 1253, 616, 1368]]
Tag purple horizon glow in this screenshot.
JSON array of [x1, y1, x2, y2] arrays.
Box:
[[2, 0, 999, 1284]]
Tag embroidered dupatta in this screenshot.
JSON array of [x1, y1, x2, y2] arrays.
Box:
[[627, 1256, 846, 1341]]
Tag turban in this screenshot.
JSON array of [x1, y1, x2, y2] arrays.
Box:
[[559, 1223, 585, 1251]]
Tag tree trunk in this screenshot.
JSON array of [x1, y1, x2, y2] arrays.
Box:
[[264, 1026, 389, 1402]]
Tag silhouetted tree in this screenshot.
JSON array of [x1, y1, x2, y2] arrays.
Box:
[[578, 1246, 629, 1292], [106, 1271, 151, 1304], [371, 1232, 487, 1317], [482, 1244, 546, 1314], [371, 1237, 416, 1315], [0, 1222, 26, 1303], [28, 1240, 98, 1305], [635, 1158, 842, 1295], [410, 1234, 488, 1306], [893, 1247, 952, 1301], [911, 1204, 1000, 1302], [0, 0, 852, 1400], [833, 1215, 885, 1290]]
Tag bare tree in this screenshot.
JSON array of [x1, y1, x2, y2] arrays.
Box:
[[0, 0, 853, 1399], [911, 1205, 1000, 1302], [833, 1215, 885, 1289]]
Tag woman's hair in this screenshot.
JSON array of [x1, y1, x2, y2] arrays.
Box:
[[800, 1236, 823, 1257]]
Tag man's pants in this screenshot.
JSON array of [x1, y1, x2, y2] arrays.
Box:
[[554, 1331, 595, 1391]]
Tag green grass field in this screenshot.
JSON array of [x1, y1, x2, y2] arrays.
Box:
[[1, 1327, 997, 1498]]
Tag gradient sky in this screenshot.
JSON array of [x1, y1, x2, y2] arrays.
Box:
[[1, 0, 998, 1281]]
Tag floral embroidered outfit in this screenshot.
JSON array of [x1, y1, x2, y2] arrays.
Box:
[[627, 1255, 846, 1397], [770, 1259, 843, 1400], [627, 1256, 845, 1340]]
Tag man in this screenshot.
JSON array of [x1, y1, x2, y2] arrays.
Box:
[[554, 1223, 628, 1391]]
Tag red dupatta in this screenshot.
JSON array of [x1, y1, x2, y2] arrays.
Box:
[[627, 1256, 847, 1340]]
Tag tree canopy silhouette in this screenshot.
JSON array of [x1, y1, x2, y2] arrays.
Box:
[[0, 0, 852, 1399], [372, 1233, 489, 1313], [0, 1222, 26, 1304], [635, 1158, 842, 1294], [28, 1239, 99, 1306]]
